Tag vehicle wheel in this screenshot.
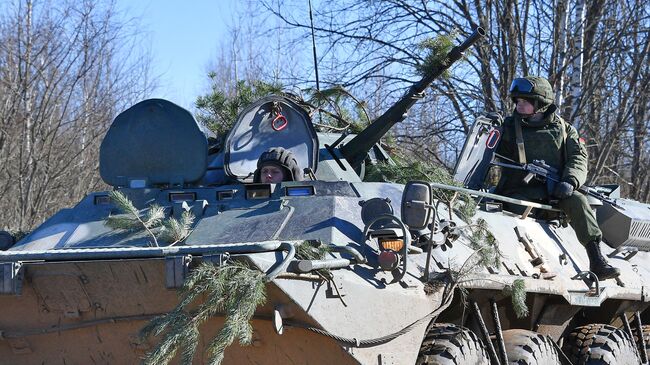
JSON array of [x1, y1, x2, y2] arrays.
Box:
[[416, 323, 489, 365], [633, 324, 650, 361], [502, 329, 560, 364], [563, 323, 641, 364]]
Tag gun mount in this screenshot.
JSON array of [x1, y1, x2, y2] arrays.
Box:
[[339, 27, 486, 170]]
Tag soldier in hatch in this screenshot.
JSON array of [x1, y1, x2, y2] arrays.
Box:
[[495, 76, 619, 280], [253, 147, 303, 183]]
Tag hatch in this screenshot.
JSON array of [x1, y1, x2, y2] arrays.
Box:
[[99, 99, 208, 188], [223, 95, 319, 182], [453, 113, 502, 189]]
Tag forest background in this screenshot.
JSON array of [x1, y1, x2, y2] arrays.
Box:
[[0, 0, 648, 232]]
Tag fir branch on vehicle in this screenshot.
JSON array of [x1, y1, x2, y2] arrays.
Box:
[[158, 211, 195, 246], [296, 240, 331, 260], [444, 220, 502, 310], [449, 248, 529, 320], [464, 218, 501, 268], [108, 190, 139, 218], [105, 190, 160, 246], [364, 158, 476, 222], [143, 205, 166, 229], [503, 279, 529, 318], [104, 215, 142, 231], [416, 32, 458, 79], [141, 261, 267, 365], [295, 240, 332, 278], [104, 191, 195, 246]]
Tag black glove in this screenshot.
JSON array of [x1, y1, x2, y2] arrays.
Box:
[[553, 181, 574, 199]]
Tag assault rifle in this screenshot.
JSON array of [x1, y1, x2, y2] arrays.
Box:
[[492, 158, 621, 208]]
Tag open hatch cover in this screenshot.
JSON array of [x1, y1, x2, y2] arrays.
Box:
[[224, 95, 319, 182], [453, 113, 502, 189], [99, 99, 208, 187]]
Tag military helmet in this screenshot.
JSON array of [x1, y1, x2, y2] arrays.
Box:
[[509, 76, 554, 108], [253, 147, 303, 182]]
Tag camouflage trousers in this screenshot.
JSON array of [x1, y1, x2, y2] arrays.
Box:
[[556, 191, 602, 245], [502, 190, 602, 245]]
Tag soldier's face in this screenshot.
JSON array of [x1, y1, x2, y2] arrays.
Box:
[[516, 98, 535, 116], [260, 164, 285, 183]]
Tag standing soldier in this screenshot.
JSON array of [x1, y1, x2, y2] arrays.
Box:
[[495, 76, 620, 280]]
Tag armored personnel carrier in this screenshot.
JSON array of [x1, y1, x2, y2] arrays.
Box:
[[1, 27, 650, 365]]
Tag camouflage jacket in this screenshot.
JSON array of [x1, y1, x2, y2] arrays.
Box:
[[495, 108, 588, 201]]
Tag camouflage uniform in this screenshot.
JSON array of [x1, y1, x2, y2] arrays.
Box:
[[496, 104, 601, 245]]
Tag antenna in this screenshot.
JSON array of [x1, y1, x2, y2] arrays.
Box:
[[308, 0, 322, 123]]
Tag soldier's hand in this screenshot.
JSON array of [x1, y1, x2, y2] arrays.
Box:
[[553, 181, 574, 199]]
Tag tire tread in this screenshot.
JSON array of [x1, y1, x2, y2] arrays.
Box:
[[502, 329, 560, 365], [563, 323, 640, 365], [416, 323, 489, 365]]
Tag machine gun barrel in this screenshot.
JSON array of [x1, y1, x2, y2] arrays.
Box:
[[339, 27, 486, 169]]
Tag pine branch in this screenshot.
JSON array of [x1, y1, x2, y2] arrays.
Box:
[[365, 159, 476, 221], [144, 204, 165, 229], [450, 246, 530, 320], [141, 261, 267, 365], [464, 218, 502, 268], [105, 215, 143, 231], [416, 32, 459, 79], [142, 311, 193, 365], [106, 190, 159, 246], [159, 211, 195, 245], [109, 190, 139, 216], [296, 240, 332, 277], [295, 240, 331, 260], [503, 279, 529, 318]]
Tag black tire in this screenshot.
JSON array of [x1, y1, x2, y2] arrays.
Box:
[[416, 323, 489, 365], [563, 323, 641, 364], [502, 329, 561, 364], [633, 324, 650, 362]]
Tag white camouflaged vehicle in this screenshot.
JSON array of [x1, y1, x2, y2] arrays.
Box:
[[1, 27, 649, 365]]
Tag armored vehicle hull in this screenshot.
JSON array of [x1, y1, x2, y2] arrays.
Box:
[[2, 181, 649, 365], [3, 28, 650, 365]]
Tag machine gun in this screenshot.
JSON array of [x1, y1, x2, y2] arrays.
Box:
[[339, 27, 486, 170], [492, 158, 621, 208]]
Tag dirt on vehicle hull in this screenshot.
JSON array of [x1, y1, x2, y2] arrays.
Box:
[[0, 259, 362, 365]]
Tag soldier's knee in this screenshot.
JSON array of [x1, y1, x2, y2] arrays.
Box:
[[558, 191, 589, 210]]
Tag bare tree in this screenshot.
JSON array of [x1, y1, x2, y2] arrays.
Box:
[[0, 0, 154, 231]]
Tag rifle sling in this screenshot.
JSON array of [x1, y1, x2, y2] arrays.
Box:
[[559, 117, 567, 167], [514, 117, 527, 163]]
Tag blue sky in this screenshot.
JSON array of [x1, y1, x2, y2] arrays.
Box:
[[117, 0, 237, 110]]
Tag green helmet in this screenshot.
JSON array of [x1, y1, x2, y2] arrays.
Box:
[[509, 76, 555, 108], [253, 147, 303, 182]]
